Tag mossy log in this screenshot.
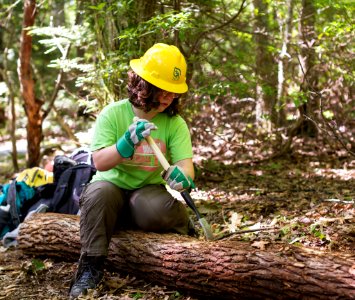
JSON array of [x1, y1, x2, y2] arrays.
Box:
[[18, 213, 355, 299]]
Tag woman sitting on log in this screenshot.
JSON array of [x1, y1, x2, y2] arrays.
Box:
[[69, 43, 195, 299]]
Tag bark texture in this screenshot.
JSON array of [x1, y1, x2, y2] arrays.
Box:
[[18, 213, 355, 300]]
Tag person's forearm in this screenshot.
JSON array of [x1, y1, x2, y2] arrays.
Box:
[[92, 145, 125, 171], [175, 158, 195, 180]]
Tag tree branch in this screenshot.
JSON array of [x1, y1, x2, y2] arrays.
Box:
[[42, 43, 71, 120], [188, 0, 247, 57], [296, 49, 355, 157]]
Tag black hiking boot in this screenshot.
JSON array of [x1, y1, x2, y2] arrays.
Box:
[[187, 217, 198, 238], [69, 254, 105, 299]]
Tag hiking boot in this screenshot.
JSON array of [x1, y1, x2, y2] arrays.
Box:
[[187, 217, 198, 237], [69, 254, 105, 299]]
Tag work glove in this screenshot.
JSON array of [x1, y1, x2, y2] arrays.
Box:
[[163, 165, 195, 192], [116, 119, 157, 158]]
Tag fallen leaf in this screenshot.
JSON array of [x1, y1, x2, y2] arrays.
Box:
[[251, 240, 269, 250], [228, 212, 243, 232]]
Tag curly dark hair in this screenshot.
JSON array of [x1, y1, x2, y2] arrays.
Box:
[[127, 70, 180, 116]]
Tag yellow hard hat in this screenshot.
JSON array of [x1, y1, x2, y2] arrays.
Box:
[[130, 43, 188, 94]]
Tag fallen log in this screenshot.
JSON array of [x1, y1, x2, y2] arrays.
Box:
[[18, 213, 355, 299]]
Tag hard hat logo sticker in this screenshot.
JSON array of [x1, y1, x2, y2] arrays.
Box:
[[173, 67, 181, 81]]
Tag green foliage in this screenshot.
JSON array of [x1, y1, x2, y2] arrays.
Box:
[[119, 11, 194, 43], [0, 0, 354, 159], [28, 25, 94, 54], [31, 259, 46, 272], [263, 162, 283, 170], [313, 2, 354, 93], [280, 225, 291, 236], [290, 91, 308, 108], [132, 292, 143, 299], [21, 258, 47, 276], [31, 2, 198, 111], [322, 110, 334, 119], [88, 3, 107, 11]]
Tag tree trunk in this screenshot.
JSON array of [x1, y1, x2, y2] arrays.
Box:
[[18, 213, 355, 300], [2, 32, 19, 171], [18, 0, 43, 167], [50, 0, 65, 27], [276, 0, 293, 126], [173, 0, 181, 46], [135, 0, 158, 50], [298, 0, 319, 137], [75, 0, 85, 58], [91, 0, 120, 54], [253, 0, 278, 129], [8, 70, 19, 172]]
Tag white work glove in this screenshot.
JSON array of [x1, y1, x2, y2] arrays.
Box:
[[163, 165, 195, 192], [116, 119, 157, 158]]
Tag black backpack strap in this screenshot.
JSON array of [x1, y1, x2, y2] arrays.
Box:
[[8, 181, 20, 228], [52, 167, 74, 212]]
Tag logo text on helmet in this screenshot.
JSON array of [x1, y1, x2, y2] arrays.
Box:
[[173, 67, 181, 81]]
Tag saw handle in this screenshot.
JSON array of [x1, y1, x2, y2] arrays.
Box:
[[132, 117, 170, 170], [145, 136, 170, 171], [145, 135, 202, 219], [144, 133, 201, 217]]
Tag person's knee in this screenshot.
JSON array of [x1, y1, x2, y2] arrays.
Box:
[[130, 185, 188, 233], [80, 181, 124, 211]]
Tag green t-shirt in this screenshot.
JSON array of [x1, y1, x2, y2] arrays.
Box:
[[90, 99, 193, 190]]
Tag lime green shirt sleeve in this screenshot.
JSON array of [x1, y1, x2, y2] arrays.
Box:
[[166, 116, 193, 164], [91, 110, 117, 152], [90, 101, 133, 152]]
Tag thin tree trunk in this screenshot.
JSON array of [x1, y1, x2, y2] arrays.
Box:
[[173, 0, 181, 45], [50, 0, 65, 27], [9, 75, 18, 172], [1, 9, 19, 171], [253, 0, 278, 129], [2, 51, 19, 172], [135, 0, 158, 50], [18, 0, 43, 167], [75, 0, 85, 57], [277, 0, 293, 126], [298, 0, 319, 137], [18, 213, 355, 300]]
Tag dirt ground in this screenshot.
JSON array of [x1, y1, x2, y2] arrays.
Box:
[[0, 155, 354, 300]]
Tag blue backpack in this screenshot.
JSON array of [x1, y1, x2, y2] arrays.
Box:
[[0, 181, 36, 239], [0, 165, 55, 238]]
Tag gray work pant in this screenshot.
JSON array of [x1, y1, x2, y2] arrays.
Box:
[[79, 181, 189, 256]]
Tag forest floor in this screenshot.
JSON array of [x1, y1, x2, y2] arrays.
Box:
[[0, 149, 354, 299]]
